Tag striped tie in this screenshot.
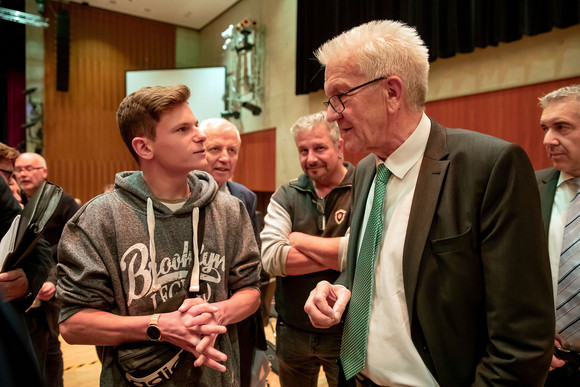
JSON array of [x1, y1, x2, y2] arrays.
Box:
[[340, 163, 391, 380], [556, 177, 580, 344]]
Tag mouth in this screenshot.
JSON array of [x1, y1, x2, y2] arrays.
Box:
[[194, 149, 205, 155]]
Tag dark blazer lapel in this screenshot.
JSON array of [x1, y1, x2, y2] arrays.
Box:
[[403, 120, 449, 321], [226, 181, 239, 199], [536, 168, 559, 233], [344, 154, 377, 288]]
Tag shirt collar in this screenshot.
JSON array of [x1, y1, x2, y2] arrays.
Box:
[[375, 112, 430, 179]]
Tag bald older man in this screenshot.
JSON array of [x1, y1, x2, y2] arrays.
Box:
[[14, 152, 80, 387]]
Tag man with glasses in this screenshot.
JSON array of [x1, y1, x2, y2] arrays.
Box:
[[0, 142, 51, 315], [0, 142, 23, 206], [304, 20, 554, 386], [14, 152, 80, 387], [261, 111, 354, 386]]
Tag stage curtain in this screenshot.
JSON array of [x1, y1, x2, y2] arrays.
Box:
[[296, 0, 580, 94]]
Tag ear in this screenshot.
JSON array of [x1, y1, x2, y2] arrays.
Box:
[[40, 168, 48, 179], [132, 137, 154, 160], [337, 138, 345, 158], [384, 76, 404, 113]]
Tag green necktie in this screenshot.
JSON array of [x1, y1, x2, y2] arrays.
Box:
[[340, 163, 391, 380]]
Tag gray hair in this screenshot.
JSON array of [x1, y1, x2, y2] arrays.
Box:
[[539, 84, 580, 109], [290, 111, 340, 146], [315, 20, 429, 112], [198, 118, 241, 144]]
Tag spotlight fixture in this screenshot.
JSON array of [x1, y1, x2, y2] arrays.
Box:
[[242, 102, 262, 116], [221, 110, 240, 119]]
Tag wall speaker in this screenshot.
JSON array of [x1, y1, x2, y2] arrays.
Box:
[[56, 9, 69, 92]]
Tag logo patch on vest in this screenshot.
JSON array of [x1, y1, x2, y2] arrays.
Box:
[[335, 209, 347, 224]]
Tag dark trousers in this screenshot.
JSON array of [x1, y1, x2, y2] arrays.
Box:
[[545, 362, 580, 386], [276, 319, 341, 387], [25, 304, 63, 387]]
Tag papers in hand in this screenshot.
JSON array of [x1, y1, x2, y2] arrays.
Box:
[[0, 181, 63, 272], [0, 215, 20, 270]]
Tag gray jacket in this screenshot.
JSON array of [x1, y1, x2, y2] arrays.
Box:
[[57, 170, 260, 386]]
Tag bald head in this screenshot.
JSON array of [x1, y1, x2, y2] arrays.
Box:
[[14, 153, 48, 197], [199, 118, 241, 187]]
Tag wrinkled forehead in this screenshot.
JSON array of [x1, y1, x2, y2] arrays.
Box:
[[15, 155, 44, 167], [205, 127, 241, 146], [324, 57, 365, 95]]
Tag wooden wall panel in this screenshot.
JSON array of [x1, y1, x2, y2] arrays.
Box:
[[43, 2, 176, 203], [344, 77, 580, 170], [236, 128, 276, 192]]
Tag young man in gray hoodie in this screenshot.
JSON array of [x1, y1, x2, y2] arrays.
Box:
[[56, 84, 261, 386]]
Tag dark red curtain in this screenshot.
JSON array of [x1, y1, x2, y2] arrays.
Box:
[[0, 0, 26, 149]]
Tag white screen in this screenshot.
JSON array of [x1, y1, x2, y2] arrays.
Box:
[[125, 67, 226, 122]]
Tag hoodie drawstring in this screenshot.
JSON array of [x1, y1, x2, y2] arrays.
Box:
[[146, 198, 160, 291], [146, 198, 200, 293], [190, 207, 200, 292]]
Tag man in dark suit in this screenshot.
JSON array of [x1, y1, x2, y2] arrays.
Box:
[[0, 165, 52, 387], [304, 19, 554, 386], [199, 118, 268, 387], [536, 84, 580, 386]]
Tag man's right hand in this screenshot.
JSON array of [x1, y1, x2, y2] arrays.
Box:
[[551, 336, 568, 371], [304, 280, 350, 329], [160, 298, 228, 372], [0, 268, 29, 301]]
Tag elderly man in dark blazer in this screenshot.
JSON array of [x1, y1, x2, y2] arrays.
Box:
[[199, 117, 267, 387], [304, 20, 554, 386], [536, 84, 580, 386]]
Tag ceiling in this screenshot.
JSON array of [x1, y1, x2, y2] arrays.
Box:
[[79, 0, 240, 30]]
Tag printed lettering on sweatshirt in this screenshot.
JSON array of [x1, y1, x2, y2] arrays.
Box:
[[120, 241, 225, 309]]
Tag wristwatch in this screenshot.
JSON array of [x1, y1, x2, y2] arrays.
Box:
[[146, 313, 162, 341]]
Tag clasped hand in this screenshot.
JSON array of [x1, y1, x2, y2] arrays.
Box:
[[162, 298, 228, 372], [304, 280, 351, 328]]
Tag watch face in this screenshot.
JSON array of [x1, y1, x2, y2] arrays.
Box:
[[147, 326, 161, 341]]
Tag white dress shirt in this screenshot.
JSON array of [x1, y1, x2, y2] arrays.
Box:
[[548, 171, 578, 302], [359, 113, 438, 386]]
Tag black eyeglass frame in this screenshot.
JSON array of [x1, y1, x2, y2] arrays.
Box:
[[14, 166, 44, 174], [324, 77, 388, 114], [0, 168, 14, 180]]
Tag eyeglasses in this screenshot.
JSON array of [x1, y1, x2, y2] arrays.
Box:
[[14, 166, 44, 174], [324, 77, 388, 114], [0, 168, 14, 180]]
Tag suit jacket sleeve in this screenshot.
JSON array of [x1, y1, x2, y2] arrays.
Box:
[[474, 145, 554, 384]]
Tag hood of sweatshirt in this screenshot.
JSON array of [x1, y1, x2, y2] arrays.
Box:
[[114, 170, 218, 294]]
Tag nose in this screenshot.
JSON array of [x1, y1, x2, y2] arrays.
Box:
[[306, 151, 318, 165], [218, 149, 230, 162], [543, 129, 558, 147], [326, 104, 341, 122], [193, 129, 206, 143]]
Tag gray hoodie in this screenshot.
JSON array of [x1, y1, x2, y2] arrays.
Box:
[[57, 170, 260, 386]]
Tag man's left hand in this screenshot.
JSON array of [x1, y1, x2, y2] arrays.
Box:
[[37, 281, 56, 301]]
